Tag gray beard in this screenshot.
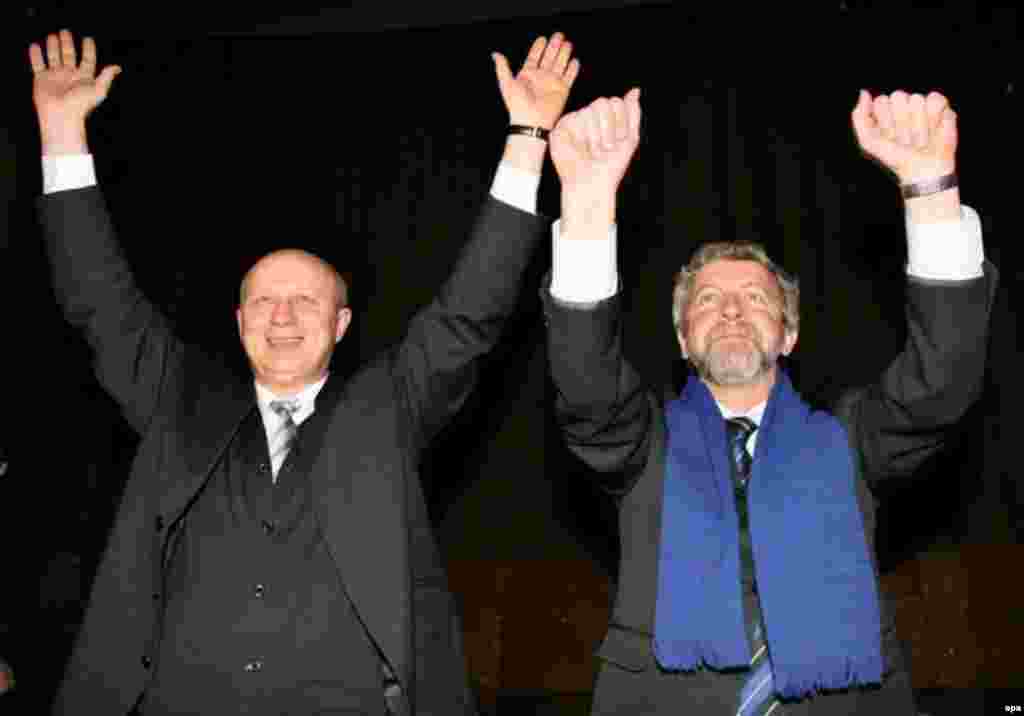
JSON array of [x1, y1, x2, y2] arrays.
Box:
[[689, 337, 777, 386]]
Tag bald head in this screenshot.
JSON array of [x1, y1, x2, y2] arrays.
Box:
[[240, 249, 348, 311], [236, 248, 353, 396]]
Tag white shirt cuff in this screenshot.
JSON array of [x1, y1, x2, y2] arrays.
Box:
[[42, 154, 98, 194], [549, 219, 619, 303], [489, 162, 540, 215], [906, 204, 985, 281]]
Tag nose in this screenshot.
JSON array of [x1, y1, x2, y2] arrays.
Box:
[[270, 298, 296, 325], [720, 291, 743, 319]]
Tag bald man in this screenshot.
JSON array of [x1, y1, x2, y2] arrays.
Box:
[[31, 29, 580, 715]]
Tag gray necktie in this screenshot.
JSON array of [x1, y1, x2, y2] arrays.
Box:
[[268, 399, 300, 478]]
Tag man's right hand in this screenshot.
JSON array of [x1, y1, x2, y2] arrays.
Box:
[[29, 29, 121, 155], [550, 89, 641, 238]]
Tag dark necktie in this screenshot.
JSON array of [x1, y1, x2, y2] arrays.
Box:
[[725, 416, 756, 486], [725, 417, 781, 716], [268, 399, 300, 480]]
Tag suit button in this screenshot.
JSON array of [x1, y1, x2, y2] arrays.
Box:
[[152, 592, 161, 602], [261, 520, 276, 536], [243, 660, 264, 673], [254, 583, 265, 598], [141, 655, 152, 670]]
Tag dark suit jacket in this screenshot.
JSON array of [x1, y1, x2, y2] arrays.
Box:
[[543, 263, 997, 712], [39, 186, 545, 715]]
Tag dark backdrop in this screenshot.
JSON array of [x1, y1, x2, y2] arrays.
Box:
[[3, 3, 1020, 712]]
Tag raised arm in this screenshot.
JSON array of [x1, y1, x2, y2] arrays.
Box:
[[396, 33, 578, 451], [542, 90, 653, 494], [844, 90, 997, 483], [31, 31, 179, 434]]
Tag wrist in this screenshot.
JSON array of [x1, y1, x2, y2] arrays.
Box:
[[904, 186, 962, 224], [508, 114, 554, 131], [560, 188, 617, 238], [40, 121, 89, 156], [501, 134, 546, 174]]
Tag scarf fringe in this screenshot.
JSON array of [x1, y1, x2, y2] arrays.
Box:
[[773, 656, 884, 700]]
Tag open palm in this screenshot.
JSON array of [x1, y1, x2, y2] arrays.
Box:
[[493, 33, 580, 130], [30, 31, 120, 126]]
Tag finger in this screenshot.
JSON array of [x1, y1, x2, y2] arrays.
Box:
[[554, 39, 573, 75], [594, 98, 613, 150], [925, 91, 948, 132], [95, 65, 122, 99], [937, 106, 957, 153], [872, 95, 895, 141], [610, 97, 628, 144], [539, 32, 563, 71], [889, 90, 910, 145], [28, 43, 46, 73], [585, 104, 604, 159], [625, 88, 642, 141], [522, 36, 546, 71], [81, 36, 98, 77], [907, 93, 927, 149], [564, 58, 581, 89], [492, 52, 514, 93], [46, 33, 61, 68], [59, 29, 77, 69]]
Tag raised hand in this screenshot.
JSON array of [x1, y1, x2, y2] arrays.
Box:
[[29, 30, 121, 154], [551, 89, 641, 196], [851, 89, 957, 184], [493, 33, 580, 130]]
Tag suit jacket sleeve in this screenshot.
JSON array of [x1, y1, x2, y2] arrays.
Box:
[[835, 262, 999, 487], [391, 197, 547, 454], [542, 277, 655, 496], [38, 186, 180, 436]]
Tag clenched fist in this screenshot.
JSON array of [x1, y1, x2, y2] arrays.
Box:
[[851, 89, 957, 185]]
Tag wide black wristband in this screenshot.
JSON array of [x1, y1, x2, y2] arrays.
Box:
[[508, 125, 550, 141], [901, 173, 958, 200]]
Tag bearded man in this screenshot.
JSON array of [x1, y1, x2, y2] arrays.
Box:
[[543, 88, 996, 714]]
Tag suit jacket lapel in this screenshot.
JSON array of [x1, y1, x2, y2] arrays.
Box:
[[310, 374, 411, 693], [161, 367, 256, 520]]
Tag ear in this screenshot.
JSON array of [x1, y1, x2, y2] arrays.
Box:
[[335, 307, 353, 343], [781, 328, 798, 356], [676, 329, 689, 360]]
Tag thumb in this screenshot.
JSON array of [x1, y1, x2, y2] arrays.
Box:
[[625, 88, 642, 139], [95, 65, 122, 100]]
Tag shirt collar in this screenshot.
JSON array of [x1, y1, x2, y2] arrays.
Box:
[[717, 399, 767, 426], [254, 373, 329, 428]]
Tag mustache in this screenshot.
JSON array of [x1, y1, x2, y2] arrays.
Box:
[[709, 322, 756, 342]]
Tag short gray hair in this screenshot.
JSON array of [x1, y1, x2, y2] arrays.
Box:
[[671, 241, 799, 335]]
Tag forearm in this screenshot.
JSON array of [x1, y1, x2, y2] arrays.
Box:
[[39, 187, 173, 433], [544, 285, 653, 490], [397, 196, 547, 447], [857, 261, 997, 481]]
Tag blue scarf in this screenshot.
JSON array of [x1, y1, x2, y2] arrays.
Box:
[[653, 371, 883, 699]]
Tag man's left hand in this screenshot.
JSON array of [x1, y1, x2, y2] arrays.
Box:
[[851, 89, 957, 184], [493, 33, 580, 130]]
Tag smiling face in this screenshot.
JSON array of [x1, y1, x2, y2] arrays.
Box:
[[678, 258, 797, 390], [236, 250, 351, 396]]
